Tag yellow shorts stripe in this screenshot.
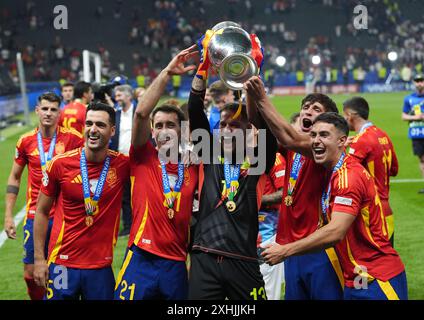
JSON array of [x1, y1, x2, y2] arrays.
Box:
[[114, 250, 134, 291], [325, 247, 345, 288], [377, 279, 400, 300]]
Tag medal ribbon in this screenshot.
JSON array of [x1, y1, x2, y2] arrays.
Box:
[[321, 152, 346, 224], [37, 130, 57, 173], [160, 160, 185, 210], [359, 122, 373, 133], [80, 149, 111, 216], [223, 161, 241, 202], [287, 153, 304, 197]]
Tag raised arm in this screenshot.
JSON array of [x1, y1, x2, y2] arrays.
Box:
[[244, 77, 313, 157], [188, 30, 215, 134], [4, 162, 25, 239], [188, 77, 210, 133], [132, 45, 197, 147]]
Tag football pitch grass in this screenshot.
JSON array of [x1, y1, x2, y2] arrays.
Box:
[[0, 91, 423, 300]]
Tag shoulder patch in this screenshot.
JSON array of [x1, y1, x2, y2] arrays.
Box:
[[334, 196, 353, 206]]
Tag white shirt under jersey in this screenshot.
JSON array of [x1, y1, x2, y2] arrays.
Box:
[[118, 104, 134, 155]]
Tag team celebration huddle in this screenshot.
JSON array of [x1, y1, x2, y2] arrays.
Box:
[[3, 22, 408, 301]]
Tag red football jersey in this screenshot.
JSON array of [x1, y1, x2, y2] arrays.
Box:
[[14, 126, 84, 219], [42, 148, 130, 269], [349, 125, 398, 217], [59, 100, 87, 134], [128, 142, 199, 262], [276, 150, 329, 245], [329, 156, 404, 287], [261, 152, 286, 211]]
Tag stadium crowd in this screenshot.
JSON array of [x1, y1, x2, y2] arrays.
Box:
[[1, 0, 424, 88]]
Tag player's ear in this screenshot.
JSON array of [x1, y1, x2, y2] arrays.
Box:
[[339, 135, 347, 147], [110, 124, 116, 137]]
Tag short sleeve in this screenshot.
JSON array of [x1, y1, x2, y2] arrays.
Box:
[[403, 96, 411, 114], [41, 156, 61, 197], [269, 153, 286, 190], [330, 169, 363, 217], [14, 137, 28, 167], [118, 154, 131, 182]]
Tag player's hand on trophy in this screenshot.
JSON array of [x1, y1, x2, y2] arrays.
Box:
[[261, 243, 288, 266], [34, 259, 49, 289], [4, 217, 17, 239], [195, 29, 214, 80], [164, 45, 198, 76], [244, 76, 267, 102]]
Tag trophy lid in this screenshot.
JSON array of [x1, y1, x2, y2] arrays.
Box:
[[211, 21, 241, 32], [208, 26, 252, 68]]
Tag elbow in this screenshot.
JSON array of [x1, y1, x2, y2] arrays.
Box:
[[325, 224, 346, 246], [278, 137, 296, 150], [135, 108, 150, 120]]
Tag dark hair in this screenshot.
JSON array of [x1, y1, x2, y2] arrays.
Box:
[[301, 93, 338, 113], [313, 112, 349, 136], [343, 96, 369, 120], [220, 102, 248, 122], [290, 112, 300, 124], [151, 103, 186, 124], [179, 102, 189, 121], [74, 81, 92, 99], [61, 82, 74, 89], [38, 92, 61, 106], [209, 80, 231, 102], [86, 102, 116, 125]]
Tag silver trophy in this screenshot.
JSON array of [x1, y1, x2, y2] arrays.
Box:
[[208, 21, 259, 90]]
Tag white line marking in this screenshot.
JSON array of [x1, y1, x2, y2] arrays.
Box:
[[0, 207, 26, 249], [390, 179, 424, 184]]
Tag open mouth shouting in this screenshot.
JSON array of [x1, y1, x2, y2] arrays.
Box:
[[312, 145, 326, 162], [301, 118, 313, 132]]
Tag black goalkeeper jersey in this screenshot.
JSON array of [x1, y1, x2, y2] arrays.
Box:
[[188, 88, 277, 261]]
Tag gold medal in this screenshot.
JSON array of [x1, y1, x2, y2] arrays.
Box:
[[226, 200, 236, 212], [168, 208, 175, 219], [85, 215, 94, 227], [284, 195, 293, 206]]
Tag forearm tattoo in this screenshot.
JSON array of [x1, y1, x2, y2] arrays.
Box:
[[192, 77, 207, 92], [6, 185, 19, 195]]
